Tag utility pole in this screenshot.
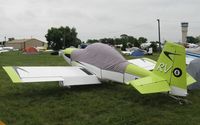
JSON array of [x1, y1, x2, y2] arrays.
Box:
[[4, 36, 6, 46], [63, 34, 65, 49], [61, 34, 66, 49], [157, 19, 161, 52]]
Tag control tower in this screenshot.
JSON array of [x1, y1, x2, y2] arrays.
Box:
[[181, 22, 189, 43]]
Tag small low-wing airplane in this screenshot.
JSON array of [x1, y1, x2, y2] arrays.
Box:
[[0, 47, 9, 53], [3, 42, 196, 97], [0, 46, 14, 53]]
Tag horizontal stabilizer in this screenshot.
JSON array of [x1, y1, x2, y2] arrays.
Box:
[[187, 73, 196, 86], [129, 76, 170, 94]]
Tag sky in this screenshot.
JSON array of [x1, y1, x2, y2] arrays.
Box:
[[0, 0, 199, 43]]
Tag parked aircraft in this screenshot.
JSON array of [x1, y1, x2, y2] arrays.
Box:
[[0, 47, 14, 53], [3, 42, 196, 98]]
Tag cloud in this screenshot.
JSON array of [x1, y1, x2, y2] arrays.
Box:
[[0, 0, 200, 42]]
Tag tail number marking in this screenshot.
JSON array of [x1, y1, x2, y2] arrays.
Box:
[[156, 63, 172, 73]]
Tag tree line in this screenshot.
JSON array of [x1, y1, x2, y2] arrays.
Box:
[[87, 34, 147, 48], [45, 26, 200, 51], [45, 26, 151, 50], [187, 36, 200, 44]]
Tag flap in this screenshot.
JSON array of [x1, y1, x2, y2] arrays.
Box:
[[129, 76, 170, 94]]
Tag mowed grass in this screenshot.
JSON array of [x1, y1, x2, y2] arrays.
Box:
[[1, 52, 200, 125]]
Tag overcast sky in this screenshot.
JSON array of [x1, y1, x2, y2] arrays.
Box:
[[0, 0, 199, 42]]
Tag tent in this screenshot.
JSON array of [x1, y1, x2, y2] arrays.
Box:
[[71, 43, 129, 73], [24, 47, 38, 54], [187, 58, 200, 90], [130, 50, 144, 57]]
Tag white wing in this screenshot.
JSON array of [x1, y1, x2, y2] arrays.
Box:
[[128, 58, 156, 70], [3, 66, 101, 86], [0, 50, 9, 53]]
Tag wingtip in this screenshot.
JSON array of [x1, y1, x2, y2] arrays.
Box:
[[3, 66, 22, 83]]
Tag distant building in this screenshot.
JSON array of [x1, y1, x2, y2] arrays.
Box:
[[5, 38, 47, 50]]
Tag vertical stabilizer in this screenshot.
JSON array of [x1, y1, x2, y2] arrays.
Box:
[[153, 42, 187, 96]]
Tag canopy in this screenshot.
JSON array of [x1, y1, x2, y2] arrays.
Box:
[[71, 43, 129, 73]]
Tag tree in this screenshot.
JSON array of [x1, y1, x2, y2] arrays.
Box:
[[128, 36, 139, 47], [120, 34, 139, 47], [8, 37, 15, 41], [121, 42, 127, 51], [150, 41, 158, 52], [120, 34, 128, 39], [196, 36, 200, 43], [115, 38, 123, 45], [45, 26, 81, 50], [87, 39, 99, 44], [100, 38, 115, 45], [138, 37, 147, 44], [86, 34, 148, 49], [187, 36, 197, 44]]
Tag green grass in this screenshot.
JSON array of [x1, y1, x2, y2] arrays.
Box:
[[0, 52, 200, 125]]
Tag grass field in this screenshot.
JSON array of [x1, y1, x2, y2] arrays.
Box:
[[1, 52, 200, 125]]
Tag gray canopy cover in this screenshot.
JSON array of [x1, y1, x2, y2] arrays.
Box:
[[187, 59, 200, 90], [71, 43, 130, 73]]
